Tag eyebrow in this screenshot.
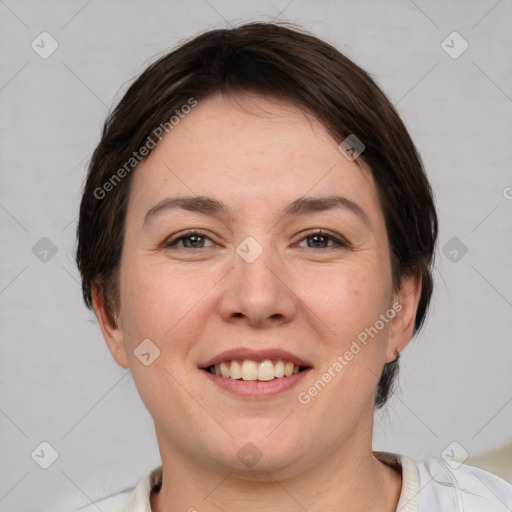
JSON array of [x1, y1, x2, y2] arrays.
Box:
[[143, 194, 370, 227]]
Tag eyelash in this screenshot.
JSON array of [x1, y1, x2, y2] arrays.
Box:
[[164, 229, 349, 250]]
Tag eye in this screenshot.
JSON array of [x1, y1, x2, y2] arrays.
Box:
[[163, 229, 349, 250], [296, 230, 348, 249], [164, 230, 215, 249]]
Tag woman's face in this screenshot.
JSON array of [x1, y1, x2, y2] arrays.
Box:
[[95, 93, 418, 476]]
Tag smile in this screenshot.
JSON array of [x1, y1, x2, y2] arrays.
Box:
[[206, 359, 309, 381], [199, 347, 313, 397]]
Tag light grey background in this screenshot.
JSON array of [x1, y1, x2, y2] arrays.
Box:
[[1, 1, 511, 511]]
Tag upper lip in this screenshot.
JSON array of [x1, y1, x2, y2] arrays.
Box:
[[199, 347, 313, 369]]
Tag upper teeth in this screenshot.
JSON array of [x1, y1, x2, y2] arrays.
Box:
[[209, 360, 301, 381]]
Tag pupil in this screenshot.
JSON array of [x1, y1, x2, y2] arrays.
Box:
[[309, 235, 327, 248], [185, 235, 203, 248]]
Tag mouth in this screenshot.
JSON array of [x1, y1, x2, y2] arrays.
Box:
[[202, 359, 311, 381], [198, 348, 313, 397]]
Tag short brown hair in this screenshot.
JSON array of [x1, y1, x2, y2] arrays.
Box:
[[76, 21, 438, 408]]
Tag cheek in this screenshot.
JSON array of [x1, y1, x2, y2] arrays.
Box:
[[117, 261, 206, 417], [119, 258, 202, 339], [309, 260, 393, 408], [118, 257, 223, 384], [297, 257, 392, 338]]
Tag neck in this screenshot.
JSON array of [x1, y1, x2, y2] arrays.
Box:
[[150, 432, 402, 512]]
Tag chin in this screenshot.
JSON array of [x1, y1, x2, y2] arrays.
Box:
[[204, 430, 312, 477]]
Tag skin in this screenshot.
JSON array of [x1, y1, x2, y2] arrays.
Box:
[[93, 92, 422, 511]]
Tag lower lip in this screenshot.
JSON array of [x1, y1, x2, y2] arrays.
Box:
[[200, 368, 312, 398]]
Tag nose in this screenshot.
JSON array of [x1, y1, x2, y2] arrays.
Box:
[[217, 242, 298, 328]]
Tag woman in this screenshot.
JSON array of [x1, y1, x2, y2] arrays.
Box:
[[76, 22, 512, 511]]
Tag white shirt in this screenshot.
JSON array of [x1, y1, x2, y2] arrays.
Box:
[[79, 451, 512, 511]]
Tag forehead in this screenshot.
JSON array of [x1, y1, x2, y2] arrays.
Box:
[[128, 93, 382, 225]]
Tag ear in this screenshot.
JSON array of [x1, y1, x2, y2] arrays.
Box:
[[386, 271, 423, 363], [91, 282, 129, 369]]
